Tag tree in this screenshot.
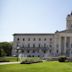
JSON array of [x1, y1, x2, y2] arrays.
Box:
[[0, 49, 6, 57], [0, 42, 12, 56]]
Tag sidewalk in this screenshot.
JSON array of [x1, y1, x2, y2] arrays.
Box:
[[0, 62, 20, 65]]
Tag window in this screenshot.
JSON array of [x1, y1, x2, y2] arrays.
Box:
[[23, 38, 25, 41], [39, 38, 41, 41], [38, 55, 40, 57], [44, 38, 46, 41], [71, 51, 72, 54], [17, 44, 19, 47], [71, 25, 72, 28], [56, 44, 59, 48], [33, 38, 36, 41], [57, 50, 58, 53], [66, 42, 68, 48], [33, 44, 35, 47], [49, 49, 51, 53], [50, 38, 52, 41], [49, 45, 52, 48], [37, 50, 39, 53], [21, 50, 24, 53], [43, 50, 46, 53], [22, 45, 24, 47], [28, 43, 30, 47], [17, 38, 19, 41], [44, 43, 46, 47], [28, 55, 31, 57], [32, 50, 35, 53], [71, 44, 72, 48], [27, 50, 29, 53], [39, 44, 40, 47], [28, 38, 30, 41]]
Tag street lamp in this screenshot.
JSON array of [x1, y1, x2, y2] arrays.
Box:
[[16, 46, 20, 61]]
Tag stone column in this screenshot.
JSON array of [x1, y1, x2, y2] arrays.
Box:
[[58, 37, 61, 56], [61, 36, 65, 55], [66, 37, 70, 57], [64, 37, 66, 55]]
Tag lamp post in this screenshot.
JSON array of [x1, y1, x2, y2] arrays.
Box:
[[16, 46, 20, 61]]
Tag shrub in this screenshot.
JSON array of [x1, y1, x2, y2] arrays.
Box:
[[66, 57, 72, 62], [20, 57, 42, 64], [46, 57, 58, 61], [58, 56, 67, 62]]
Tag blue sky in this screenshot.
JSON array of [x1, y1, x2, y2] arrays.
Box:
[[0, 0, 72, 42]]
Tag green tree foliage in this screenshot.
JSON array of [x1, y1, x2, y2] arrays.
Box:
[[0, 49, 6, 57], [0, 42, 12, 56]]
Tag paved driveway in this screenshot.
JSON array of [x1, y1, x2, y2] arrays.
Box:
[[0, 62, 20, 65]]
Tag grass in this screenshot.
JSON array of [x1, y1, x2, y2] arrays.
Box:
[[0, 57, 17, 62], [0, 61, 72, 72]]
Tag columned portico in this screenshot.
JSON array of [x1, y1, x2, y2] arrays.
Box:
[[60, 35, 71, 57]]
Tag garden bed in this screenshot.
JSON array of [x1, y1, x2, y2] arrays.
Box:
[[20, 57, 42, 64]]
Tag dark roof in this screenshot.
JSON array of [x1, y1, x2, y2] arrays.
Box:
[[13, 33, 54, 36], [56, 29, 72, 33]]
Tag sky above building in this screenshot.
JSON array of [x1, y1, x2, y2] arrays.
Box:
[[0, 0, 72, 42]]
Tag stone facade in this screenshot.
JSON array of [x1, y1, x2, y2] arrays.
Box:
[[12, 12, 72, 58]]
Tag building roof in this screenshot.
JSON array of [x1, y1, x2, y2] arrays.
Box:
[[56, 29, 72, 33], [13, 33, 54, 36], [13, 29, 72, 36]]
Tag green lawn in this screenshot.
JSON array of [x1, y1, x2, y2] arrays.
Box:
[[4, 57, 18, 62], [0, 57, 17, 62], [0, 61, 72, 72]]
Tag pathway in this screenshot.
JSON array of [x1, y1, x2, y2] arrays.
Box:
[[0, 62, 20, 65]]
